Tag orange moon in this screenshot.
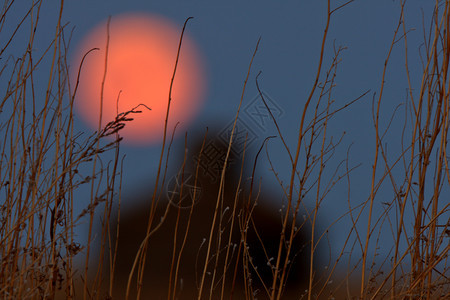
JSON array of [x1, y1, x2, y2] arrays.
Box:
[[73, 13, 206, 146]]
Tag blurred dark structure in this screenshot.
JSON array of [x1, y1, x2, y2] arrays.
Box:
[[105, 129, 319, 299]]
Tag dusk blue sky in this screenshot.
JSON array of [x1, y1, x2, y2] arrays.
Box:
[[2, 0, 443, 271]]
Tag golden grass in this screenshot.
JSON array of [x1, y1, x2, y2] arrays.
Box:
[[0, 0, 448, 299]]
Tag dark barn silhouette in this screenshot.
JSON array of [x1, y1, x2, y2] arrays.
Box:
[[104, 129, 319, 299]]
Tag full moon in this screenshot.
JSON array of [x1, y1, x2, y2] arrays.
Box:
[[73, 13, 206, 146]]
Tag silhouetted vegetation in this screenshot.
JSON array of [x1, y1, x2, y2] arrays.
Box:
[[0, 0, 448, 299]]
